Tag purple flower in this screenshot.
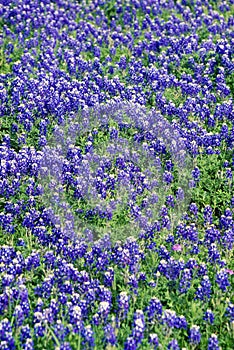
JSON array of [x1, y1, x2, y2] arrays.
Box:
[[163, 171, 174, 184], [128, 275, 139, 295], [208, 243, 221, 264], [179, 268, 192, 294], [103, 267, 114, 287], [225, 303, 234, 321], [148, 333, 159, 349], [203, 205, 213, 225], [13, 305, 25, 327], [167, 339, 180, 350], [172, 244, 182, 252], [124, 336, 137, 350], [216, 269, 230, 292], [92, 313, 100, 326], [68, 305, 83, 333], [104, 323, 117, 346], [176, 187, 184, 201], [53, 320, 69, 343], [131, 310, 145, 345], [166, 195, 175, 208], [189, 325, 201, 345], [205, 226, 221, 244], [175, 315, 187, 329], [0, 319, 15, 349], [163, 310, 177, 328], [197, 263, 208, 277], [189, 202, 198, 217], [98, 301, 111, 321], [204, 310, 215, 325], [82, 325, 95, 348], [34, 322, 45, 338], [145, 297, 163, 322], [22, 338, 34, 350], [226, 269, 234, 275], [20, 325, 31, 344], [158, 257, 184, 281], [207, 334, 220, 350], [191, 166, 200, 182], [117, 292, 130, 319], [195, 275, 212, 301]]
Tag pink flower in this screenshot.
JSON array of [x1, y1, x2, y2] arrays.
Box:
[[172, 244, 182, 252], [226, 269, 234, 275]]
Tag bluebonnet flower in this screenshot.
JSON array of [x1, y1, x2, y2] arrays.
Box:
[[23, 338, 34, 350], [124, 336, 137, 350], [103, 267, 114, 287], [0, 318, 15, 349], [98, 301, 110, 322], [104, 323, 117, 347], [13, 305, 25, 327], [175, 315, 187, 330], [179, 268, 192, 294], [148, 280, 156, 288], [207, 334, 220, 350], [205, 226, 221, 244], [191, 166, 200, 182], [176, 187, 184, 201], [163, 171, 174, 184], [166, 195, 175, 208], [195, 275, 212, 301], [175, 222, 187, 238], [220, 226, 234, 249], [145, 297, 163, 322], [186, 223, 199, 242], [230, 197, 234, 208], [167, 338, 180, 350], [190, 244, 200, 255], [34, 322, 45, 338], [189, 202, 198, 217], [216, 269, 230, 292], [189, 325, 201, 345], [197, 263, 208, 277], [225, 303, 234, 321], [148, 333, 159, 349], [68, 305, 83, 333], [165, 160, 174, 171], [158, 245, 171, 259], [43, 251, 56, 268], [53, 320, 69, 343], [166, 234, 175, 244], [163, 310, 177, 328], [138, 272, 146, 282], [203, 205, 213, 225], [204, 309, 215, 325], [208, 243, 221, 264], [56, 343, 72, 350], [161, 215, 171, 230], [189, 179, 196, 188], [158, 257, 184, 281], [97, 286, 112, 303], [25, 251, 40, 271], [82, 325, 95, 348], [20, 325, 31, 344], [226, 168, 232, 179], [130, 310, 145, 346], [92, 313, 100, 326]]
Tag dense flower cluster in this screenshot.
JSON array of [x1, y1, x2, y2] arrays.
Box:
[[0, 0, 233, 349]]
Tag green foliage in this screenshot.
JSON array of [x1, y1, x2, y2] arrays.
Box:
[[191, 152, 233, 221]]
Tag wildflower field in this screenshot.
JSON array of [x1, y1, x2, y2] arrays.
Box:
[[0, 0, 234, 349]]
